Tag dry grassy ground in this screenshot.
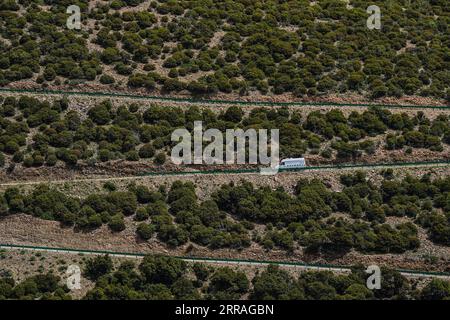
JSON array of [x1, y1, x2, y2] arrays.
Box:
[[0, 247, 370, 300], [1, 92, 449, 183], [1, 166, 449, 273], [1, 213, 449, 273], [0, 249, 95, 299]]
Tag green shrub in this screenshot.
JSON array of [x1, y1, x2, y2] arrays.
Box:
[[137, 223, 154, 240], [154, 152, 166, 165], [108, 214, 126, 232]]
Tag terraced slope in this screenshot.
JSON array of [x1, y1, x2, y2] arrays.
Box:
[[1, 168, 449, 273], [0, 0, 448, 101], [1, 94, 450, 181], [2, 249, 449, 300]]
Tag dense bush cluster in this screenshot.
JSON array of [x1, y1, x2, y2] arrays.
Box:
[[2, 254, 449, 300], [1, 183, 137, 231], [81, 255, 450, 300], [0, 1, 448, 99], [0, 270, 71, 300], [1, 172, 450, 252], [1, 96, 450, 169], [213, 175, 419, 253]]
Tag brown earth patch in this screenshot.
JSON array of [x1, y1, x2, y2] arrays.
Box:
[[1, 213, 449, 274]]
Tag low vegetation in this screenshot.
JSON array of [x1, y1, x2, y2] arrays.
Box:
[[0, 1, 448, 99], [1, 254, 450, 300], [1, 96, 450, 170], [1, 171, 450, 253]]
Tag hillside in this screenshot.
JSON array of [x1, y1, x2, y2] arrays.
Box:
[[0, 0, 448, 102]]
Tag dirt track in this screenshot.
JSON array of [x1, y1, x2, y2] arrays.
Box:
[[1, 165, 450, 273], [1, 89, 450, 183], [2, 163, 450, 197], [1, 213, 449, 274], [1, 90, 449, 279]]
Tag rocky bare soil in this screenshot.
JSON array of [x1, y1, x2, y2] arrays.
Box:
[[1, 165, 450, 273], [1, 213, 448, 273]]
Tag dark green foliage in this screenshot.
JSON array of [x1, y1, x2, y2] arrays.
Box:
[[154, 152, 166, 165], [138, 143, 155, 159], [1, 98, 449, 169], [22, 185, 80, 222], [88, 101, 112, 125], [108, 214, 126, 232], [0, 1, 447, 98], [139, 255, 186, 286], [103, 182, 117, 192], [4, 257, 448, 300], [84, 255, 114, 281], [137, 223, 154, 240], [207, 267, 249, 300], [193, 263, 210, 282], [3, 170, 450, 252], [420, 279, 450, 300], [251, 265, 304, 300], [0, 272, 70, 300], [79, 255, 450, 300]]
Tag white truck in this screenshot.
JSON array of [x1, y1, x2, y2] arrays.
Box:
[[277, 158, 307, 169]]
